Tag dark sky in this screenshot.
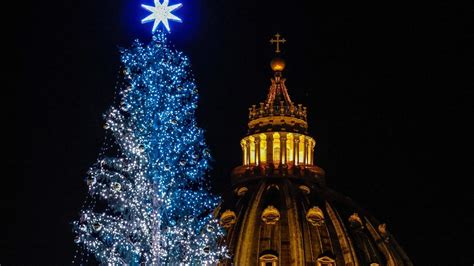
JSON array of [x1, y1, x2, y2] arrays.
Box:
[[9, 0, 473, 264]]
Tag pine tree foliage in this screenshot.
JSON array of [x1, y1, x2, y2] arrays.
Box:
[[73, 31, 226, 265]]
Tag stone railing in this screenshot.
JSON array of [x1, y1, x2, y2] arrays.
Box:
[[249, 101, 307, 121]]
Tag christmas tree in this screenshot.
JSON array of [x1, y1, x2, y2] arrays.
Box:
[[73, 1, 226, 264]]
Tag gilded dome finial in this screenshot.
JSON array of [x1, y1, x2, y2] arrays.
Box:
[[269, 33, 287, 72], [270, 33, 286, 54], [270, 57, 286, 72]]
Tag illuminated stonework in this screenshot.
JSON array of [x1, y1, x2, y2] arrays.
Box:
[[219, 36, 412, 265], [240, 132, 315, 167]]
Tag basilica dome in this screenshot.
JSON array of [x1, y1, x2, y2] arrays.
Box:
[[218, 35, 412, 266]]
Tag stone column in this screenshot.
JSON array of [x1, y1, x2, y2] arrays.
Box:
[[255, 137, 260, 166], [281, 133, 287, 165], [267, 133, 273, 166], [294, 136, 300, 166], [303, 137, 308, 165], [241, 141, 246, 165], [246, 139, 251, 166]]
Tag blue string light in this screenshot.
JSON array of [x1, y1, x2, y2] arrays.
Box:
[[73, 31, 227, 264]]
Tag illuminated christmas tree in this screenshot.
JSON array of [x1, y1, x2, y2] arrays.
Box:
[[73, 1, 226, 264]]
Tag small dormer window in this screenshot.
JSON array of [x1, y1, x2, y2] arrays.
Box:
[[236, 186, 248, 196], [348, 213, 364, 229], [317, 256, 336, 266], [261, 205, 280, 225], [219, 210, 237, 228], [259, 253, 278, 266], [298, 185, 311, 195], [378, 223, 390, 242], [266, 184, 280, 191], [306, 206, 325, 226]]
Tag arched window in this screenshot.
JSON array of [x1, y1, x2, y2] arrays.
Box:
[[260, 133, 267, 163], [272, 133, 280, 165]]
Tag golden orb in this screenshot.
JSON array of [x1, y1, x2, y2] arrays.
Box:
[[270, 57, 286, 71]]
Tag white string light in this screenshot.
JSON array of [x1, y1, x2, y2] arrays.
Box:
[[73, 31, 228, 264]]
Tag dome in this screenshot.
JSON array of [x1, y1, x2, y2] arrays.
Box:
[[219, 177, 413, 265], [218, 37, 412, 265], [270, 57, 286, 71]]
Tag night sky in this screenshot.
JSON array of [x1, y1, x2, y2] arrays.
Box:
[[10, 0, 473, 264]]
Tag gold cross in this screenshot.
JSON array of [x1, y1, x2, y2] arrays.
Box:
[[270, 33, 286, 53]]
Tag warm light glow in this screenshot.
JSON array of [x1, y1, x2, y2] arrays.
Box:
[[240, 133, 315, 166], [249, 136, 256, 164], [259, 134, 267, 163], [298, 135, 305, 164], [270, 58, 286, 71], [241, 140, 248, 165], [273, 133, 280, 165], [307, 139, 312, 165], [286, 133, 294, 163]]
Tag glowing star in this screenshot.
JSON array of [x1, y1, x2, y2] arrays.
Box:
[[141, 0, 183, 32]]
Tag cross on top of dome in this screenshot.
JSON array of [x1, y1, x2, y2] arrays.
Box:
[[270, 33, 286, 54]]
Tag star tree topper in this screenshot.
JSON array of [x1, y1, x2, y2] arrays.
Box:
[[141, 0, 183, 32]]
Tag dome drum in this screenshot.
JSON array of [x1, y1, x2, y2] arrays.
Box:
[[240, 132, 316, 168]]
